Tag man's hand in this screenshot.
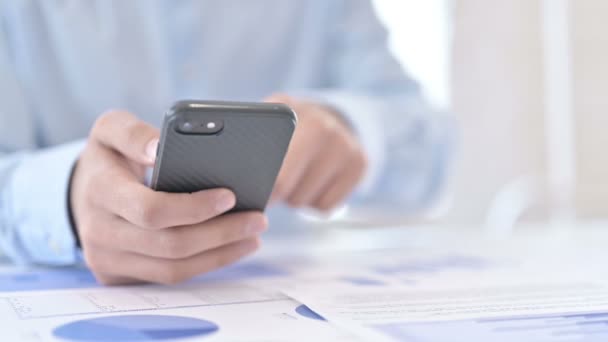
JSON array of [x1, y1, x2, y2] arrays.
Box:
[[267, 95, 368, 212], [70, 111, 267, 285]]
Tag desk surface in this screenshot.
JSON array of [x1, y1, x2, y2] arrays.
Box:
[[1, 221, 607, 341]]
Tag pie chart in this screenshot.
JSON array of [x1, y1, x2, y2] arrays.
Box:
[[295, 305, 326, 321], [53, 315, 219, 341]]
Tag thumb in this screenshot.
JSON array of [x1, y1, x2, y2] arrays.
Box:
[[264, 93, 298, 107], [91, 110, 160, 166]]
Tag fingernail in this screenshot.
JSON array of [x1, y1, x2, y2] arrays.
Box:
[[145, 139, 159, 163], [215, 191, 236, 212]]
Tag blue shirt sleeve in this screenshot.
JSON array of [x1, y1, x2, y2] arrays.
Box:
[[1, 142, 84, 265], [0, 14, 82, 265]]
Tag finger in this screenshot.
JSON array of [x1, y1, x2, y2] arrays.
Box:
[[91, 170, 235, 230], [94, 273, 141, 286], [271, 119, 328, 202], [285, 134, 349, 207], [91, 110, 160, 166], [89, 144, 237, 229], [271, 142, 315, 202], [264, 93, 297, 106], [87, 212, 268, 259], [313, 152, 367, 211], [85, 238, 261, 285], [266, 96, 297, 204]]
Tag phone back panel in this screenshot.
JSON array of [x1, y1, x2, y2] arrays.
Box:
[[151, 100, 296, 211]]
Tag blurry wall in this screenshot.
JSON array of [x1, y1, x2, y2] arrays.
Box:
[[572, 1, 608, 218], [376, 0, 608, 224], [447, 0, 608, 224], [447, 0, 547, 224], [373, 0, 450, 108]]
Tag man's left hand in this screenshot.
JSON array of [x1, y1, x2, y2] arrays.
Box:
[[266, 94, 368, 212]]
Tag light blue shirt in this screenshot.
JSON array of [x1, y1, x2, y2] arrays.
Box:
[[0, 0, 449, 265]]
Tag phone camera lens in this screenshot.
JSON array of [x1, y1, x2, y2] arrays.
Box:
[[180, 121, 193, 132]]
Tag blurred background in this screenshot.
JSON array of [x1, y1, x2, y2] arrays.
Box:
[[373, 0, 608, 228]]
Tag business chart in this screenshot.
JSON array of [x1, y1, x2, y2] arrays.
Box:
[[3, 227, 608, 341], [0, 259, 356, 341], [53, 315, 219, 341]]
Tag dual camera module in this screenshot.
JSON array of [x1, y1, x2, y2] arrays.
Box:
[[175, 118, 224, 135]]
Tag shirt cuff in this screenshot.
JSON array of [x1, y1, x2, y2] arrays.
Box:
[[290, 91, 386, 196], [5, 141, 85, 265]]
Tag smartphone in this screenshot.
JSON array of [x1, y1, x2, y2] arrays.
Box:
[[151, 100, 297, 211]]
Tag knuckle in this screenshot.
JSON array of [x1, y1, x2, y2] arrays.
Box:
[[123, 119, 145, 146], [132, 197, 162, 228], [92, 111, 120, 136], [316, 117, 336, 136], [91, 113, 110, 135]]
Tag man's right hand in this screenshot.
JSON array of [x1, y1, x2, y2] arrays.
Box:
[[70, 110, 267, 285]]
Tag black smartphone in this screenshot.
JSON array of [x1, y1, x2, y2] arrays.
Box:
[[151, 100, 297, 211]]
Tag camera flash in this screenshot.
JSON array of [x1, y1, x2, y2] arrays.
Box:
[[207, 122, 216, 129]]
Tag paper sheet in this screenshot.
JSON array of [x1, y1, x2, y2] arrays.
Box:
[[284, 234, 608, 342], [0, 261, 357, 341], [2, 226, 608, 341]]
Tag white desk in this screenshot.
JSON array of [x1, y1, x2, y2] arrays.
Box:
[[1, 221, 607, 341]]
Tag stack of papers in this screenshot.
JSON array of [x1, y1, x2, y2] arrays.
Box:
[[2, 225, 608, 341]]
